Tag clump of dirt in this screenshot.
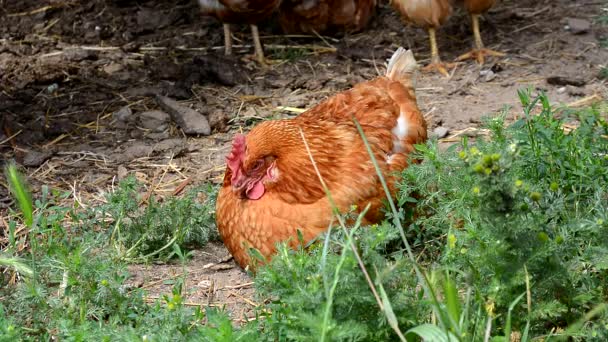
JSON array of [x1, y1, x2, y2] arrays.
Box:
[[1, 0, 607, 321]]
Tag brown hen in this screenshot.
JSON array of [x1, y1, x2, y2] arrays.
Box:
[[391, 0, 503, 76], [216, 47, 428, 269], [198, 0, 281, 64], [278, 0, 376, 35]]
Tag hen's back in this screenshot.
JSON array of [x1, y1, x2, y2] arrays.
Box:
[[295, 48, 427, 222], [391, 0, 453, 28], [278, 0, 376, 34], [297, 48, 426, 153]]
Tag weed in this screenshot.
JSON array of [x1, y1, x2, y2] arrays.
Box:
[[103, 176, 219, 262], [600, 66, 608, 79], [0, 168, 221, 340], [270, 47, 307, 62], [401, 90, 608, 338]]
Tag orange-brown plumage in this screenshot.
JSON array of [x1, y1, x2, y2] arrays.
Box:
[[459, 0, 496, 16], [278, 0, 376, 34], [216, 48, 427, 269]]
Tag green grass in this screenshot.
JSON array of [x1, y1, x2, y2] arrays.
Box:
[[0, 168, 221, 340], [1, 91, 607, 340]]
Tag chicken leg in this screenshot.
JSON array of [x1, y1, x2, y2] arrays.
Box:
[[422, 27, 455, 77], [223, 24, 232, 56], [250, 24, 268, 66], [457, 14, 505, 65], [223, 23, 269, 66]]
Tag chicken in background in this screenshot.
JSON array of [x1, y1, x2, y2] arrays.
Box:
[[216, 47, 428, 269], [456, 0, 505, 64], [198, 0, 281, 65], [391, 0, 455, 76], [278, 0, 376, 35], [391, 0, 503, 76]]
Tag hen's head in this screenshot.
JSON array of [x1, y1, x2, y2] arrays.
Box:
[[226, 133, 279, 200]]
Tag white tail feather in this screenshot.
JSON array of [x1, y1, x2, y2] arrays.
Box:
[[386, 47, 418, 85]]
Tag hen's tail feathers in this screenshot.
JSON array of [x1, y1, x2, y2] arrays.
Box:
[[386, 47, 418, 86]]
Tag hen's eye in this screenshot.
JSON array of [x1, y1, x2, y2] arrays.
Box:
[[253, 160, 264, 170]]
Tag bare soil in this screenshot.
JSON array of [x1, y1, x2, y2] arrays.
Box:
[[1, 0, 607, 322]]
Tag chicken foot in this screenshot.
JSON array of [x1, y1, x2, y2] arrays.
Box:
[[457, 14, 505, 65], [421, 27, 456, 77]]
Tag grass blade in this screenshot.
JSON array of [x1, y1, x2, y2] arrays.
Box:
[[405, 324, 459, 342], [378, 280, 406, 341], [4, 163, 34, 227], [0, 254, 33, 278]]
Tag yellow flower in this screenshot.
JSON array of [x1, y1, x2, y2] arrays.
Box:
[[530, 192, 542, 202], [485, 300, 496, 317], [448, 234, 457, 249], [550, 182, 559, 191]]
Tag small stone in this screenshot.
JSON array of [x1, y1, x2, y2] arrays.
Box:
[[566, 18, 591, 35], [145, 132, 171, 141], [103, 62, 124, 75], [117, 165, 128, 179], [155, 95, 211, 135], [557, 86, 567, 94], [113, 106, 133, 122], [432, 126, 450, 139], [480, 69, 496, 82], [139, 110, 170, 132], [566, 85, 586, 97], [61, 48, 97, 62], [23, 150, 53, 167]]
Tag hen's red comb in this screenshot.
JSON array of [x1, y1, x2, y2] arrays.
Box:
[[227, 134, 246, 174]]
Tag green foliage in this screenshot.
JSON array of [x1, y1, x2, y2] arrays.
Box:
[[600, 67, 608, 80], [0, 170, 224, 339], [4, 163, 34, 227], [252, 223, 426, 341], [270, 47, 307, 62], [103, 176, 219, 262], [401, 90, 608, 337]]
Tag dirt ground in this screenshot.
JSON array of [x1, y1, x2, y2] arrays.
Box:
[[1, 0, 607, 322]]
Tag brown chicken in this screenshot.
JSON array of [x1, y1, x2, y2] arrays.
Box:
[[391, 0, 503, 76], [198, 0, 281, 64], [216, 47, 428, 269], [278, 0, 376, 34]]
